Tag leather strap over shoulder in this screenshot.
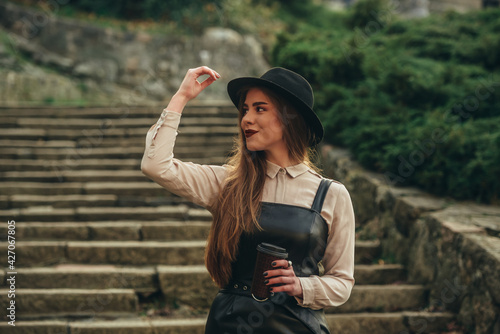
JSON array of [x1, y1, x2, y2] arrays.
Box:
[[311, 179, 332, 213]]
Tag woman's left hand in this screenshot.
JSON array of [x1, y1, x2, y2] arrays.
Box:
[[264, 259, 303, 298]]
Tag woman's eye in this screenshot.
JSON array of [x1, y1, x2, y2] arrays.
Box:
[[256, 107, 264, 112], [242, 108, 248, 115]]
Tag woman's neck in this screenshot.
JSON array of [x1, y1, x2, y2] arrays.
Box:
[[265, 151, 298, 168]]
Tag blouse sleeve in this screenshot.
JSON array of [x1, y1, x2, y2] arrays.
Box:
[[295, 183, 356, 310], [140, 109, 228, 210]]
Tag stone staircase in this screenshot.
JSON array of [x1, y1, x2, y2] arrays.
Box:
[[0, 105, 459, 333]]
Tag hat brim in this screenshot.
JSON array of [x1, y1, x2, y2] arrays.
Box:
[[227, 77, 324, 146]]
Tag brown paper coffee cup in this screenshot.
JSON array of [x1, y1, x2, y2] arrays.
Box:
[[251, 242, 288, 301]]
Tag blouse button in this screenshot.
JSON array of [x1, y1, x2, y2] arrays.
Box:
[[279, 168, 286, 174]]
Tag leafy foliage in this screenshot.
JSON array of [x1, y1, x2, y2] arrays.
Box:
[[63, 0, 222, 21], [272, 2, 500, 203]]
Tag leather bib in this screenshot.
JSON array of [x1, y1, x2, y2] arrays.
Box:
[[205, 179, 333, 334]]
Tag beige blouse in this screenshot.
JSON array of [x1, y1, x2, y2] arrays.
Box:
[[141, 109, 355, 310]]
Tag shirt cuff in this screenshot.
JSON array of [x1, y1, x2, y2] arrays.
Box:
[[151, 108, 182, 140], [294, 277, 314, 307]]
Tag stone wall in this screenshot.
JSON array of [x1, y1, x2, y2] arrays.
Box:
[[323, 0, 494, 18], [0, 2, 269, 105], [429, 0, 483, 13], [321, 145, 500, 334]]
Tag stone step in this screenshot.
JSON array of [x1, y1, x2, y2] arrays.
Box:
[[7, 194, 117, 208], [0, 288, 138, 318], [1, 263, 404, 291], [6, 284, 425, 318], [0, 239, 380, 267], [352, 264, 407, 284], [5, 265, 158, 292], [330, 285, 428, 314], [0, 205, 212, 222], [4, 169, 238, 187], [327, 311, 459, 334], [156, 265, 424, 312], [0, 181, 172, 196], [0, 158, 140, 172], [0, 240, 207, 267], [4, 194, 189, 209], [0, 139, 77, 148], [0, 126, 237, 140], [0, 157, 226, 171], [0, 105, 236, 118], [0, 312, 459, 334], [1, 116, 238, 129], [355, 240, 381, 264], [0, 196, 8, 210], [2, 170, 207, 184], [0, 145, 229, 160], [0, 135, 233, 148], [0, 181, 88, 196], [2, 170, 147, 183], [0, 221, 211, 241]]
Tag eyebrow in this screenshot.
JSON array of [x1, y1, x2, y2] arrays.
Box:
[[243, 102, 269, 107]]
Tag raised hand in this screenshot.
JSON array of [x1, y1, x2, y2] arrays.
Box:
[[167, 66, 221, 114], [177, 66, 221, 101]]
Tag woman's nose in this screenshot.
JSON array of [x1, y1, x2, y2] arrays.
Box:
[[242, 112, 255, 124]]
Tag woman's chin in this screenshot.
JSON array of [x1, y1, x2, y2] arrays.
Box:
[[245, 144, 259, 152]]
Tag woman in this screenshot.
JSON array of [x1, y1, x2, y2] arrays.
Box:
[[141, 66, 355, 333]]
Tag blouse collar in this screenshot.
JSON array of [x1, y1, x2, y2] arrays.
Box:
[[265, 160, 310, 179]]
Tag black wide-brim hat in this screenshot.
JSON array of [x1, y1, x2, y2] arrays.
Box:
[[227, 67, 324, 147]]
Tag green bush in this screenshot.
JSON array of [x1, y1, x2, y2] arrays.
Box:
[[66, 0, 223, 21], [64, 0, 143, 19], [272, 2, 500, 203], [345, 0, 392, 29]]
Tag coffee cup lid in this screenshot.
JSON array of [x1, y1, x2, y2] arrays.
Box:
[[257, 242, 288, 258]]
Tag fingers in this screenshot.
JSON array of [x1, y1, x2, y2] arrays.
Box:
[[263, 260, 301, 296], [264, 260, 293, 278], [210, 67, 221, 80], [189, 66, 221, 81], [265, 276, 301, 296], [263, 267, 294, 288], [265, 276, 295, 286], [271, 259, 291, 269], [264, 268, 292, 278], [199, 75, 217, 90], [177, 66, 221, 101]]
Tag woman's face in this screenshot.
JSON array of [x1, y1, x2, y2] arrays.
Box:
[[241, 88, 286, 155]]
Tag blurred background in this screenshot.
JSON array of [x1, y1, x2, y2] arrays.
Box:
[[0, 0, 499, 204]]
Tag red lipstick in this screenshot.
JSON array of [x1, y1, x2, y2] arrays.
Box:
[[245, 130, 258, 138]]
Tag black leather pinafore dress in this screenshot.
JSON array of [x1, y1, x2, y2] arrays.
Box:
[[205, 179, 333, 334]]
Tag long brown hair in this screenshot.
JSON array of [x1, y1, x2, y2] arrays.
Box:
[[205, 86, 321, 288]]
